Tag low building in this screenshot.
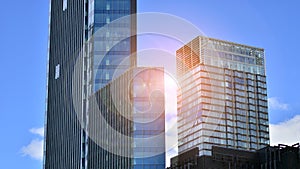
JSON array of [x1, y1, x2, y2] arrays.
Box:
[[168, 143, 300, 169], [258, 143, 300, 169]]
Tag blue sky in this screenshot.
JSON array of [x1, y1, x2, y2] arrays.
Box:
[[0, 0, 299, 168]]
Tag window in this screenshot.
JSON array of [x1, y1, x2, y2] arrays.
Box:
[[63, 0, 67, 11], [251, 143, 258, 149], [106, 59, 110, 65], [227, 127, 233, 132], [249, 111, 256, 117], [106, 3, 110, 10], [105, 73, 109, 80], [55, 64, 60, 79], [249, 117, 256, 123], [250, 124, 257, 130], [249, 98, 255, 105], [227, 120, 233, 126], [227, 133, 233, 139], [250, 130, 257, 136], [228, 140, 234, 146], [248, 86, 255, 92], [248, 92, 255, 98], [106, 17, 110, 24], [235, 77, 245, 84], [249, 105, 256, 111]]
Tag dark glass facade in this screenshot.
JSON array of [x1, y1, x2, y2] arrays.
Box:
[[87, 67, 166, 169], [87, 0, 137, 91], [176, 36, 269, 157], [44, 0, 85, 169], [44, 0, 137, 169], [131, 68, 166, 169]]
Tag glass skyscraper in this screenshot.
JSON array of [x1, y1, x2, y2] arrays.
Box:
[[43, 0, 162, 169], [176, 36, 270, 156]]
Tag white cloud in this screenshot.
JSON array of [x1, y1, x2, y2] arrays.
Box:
[[21, 139, 44, 161], [30, 127, 44, 137], [270, 115, 300, 146], [268, 97, 289, 111], [21, 127, 44, 161]]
